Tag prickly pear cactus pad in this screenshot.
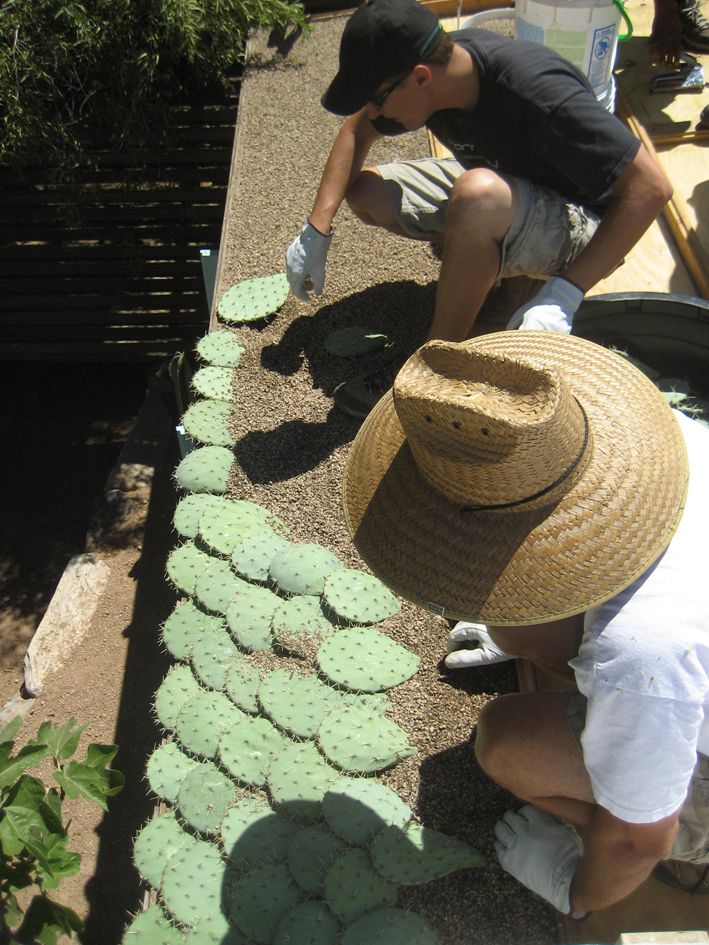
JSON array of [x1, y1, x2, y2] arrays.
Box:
[[324, 848, 398, 923], [192, 365, 236, 402], [175, 688, 245, 758], [370, 823, 485, 885], [174, 445, 234, 495], [182, 398, 235, 448], [199, 499, 288, 558], [224, 658, 261, 713], [153, 664, 203, 731], [286, 823, 344, 896], [270, 594, 337, 656], [318, 704, 416, 774], [226, 863, 301, 943], [173, 493, 224, 540], [322, 777, 413, 846], [267, 741, 339, 821], [122, 904, 185, 944], [133, 810, 196, 889], [161, 600, 219, 662], [268, 543, 342, 596], [184, 912, 248, 945], [257, 668, 340, 739], [273, 902, 339, 945], [159, 838, 227, 927], [195, 558, 250, 616], [324, 325, 389, 357], [190, 618, 240, 690], [316, 626, 420, 693], [217, 715, 288, 787], [196, 330, 245, 368], [341, 908, 441, 945], [166, 541, 213, 596], [177, 761, 237, 835], [217, 273, 289, 325], [231, 532, 290, 583], [146, 741, 200, 805], [226, 584, 281, 652], [221, 796, 299, 870], [322, 569, 400, 625]]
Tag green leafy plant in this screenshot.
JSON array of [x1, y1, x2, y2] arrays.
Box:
[[0, 0, 311, 174], [0, 715, 124, 945]]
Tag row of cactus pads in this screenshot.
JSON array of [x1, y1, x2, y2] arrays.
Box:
[[123, 276, 485, 945]]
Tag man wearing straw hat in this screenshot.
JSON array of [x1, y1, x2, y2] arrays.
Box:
[[341, 329, 709, 912], [285, 0, 672, 419]]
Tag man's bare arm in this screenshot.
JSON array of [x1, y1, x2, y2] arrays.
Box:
[[561, 144, 672, 293], [309, 110, 382, 234]]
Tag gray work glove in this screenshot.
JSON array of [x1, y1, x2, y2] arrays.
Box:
[[445, 622, 514, 669], [506, 276, 584, 333], [286, 220, 332, 301], [494, 805, 584, 915]]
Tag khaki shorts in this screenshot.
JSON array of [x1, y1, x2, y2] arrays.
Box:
[[562, 690, 709, 863], [376, 157, 600, 282]]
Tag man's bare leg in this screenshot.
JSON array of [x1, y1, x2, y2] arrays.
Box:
[[347, 166, 517, 341], [475, 690, 596, 828], [428, 168, 517, 340]]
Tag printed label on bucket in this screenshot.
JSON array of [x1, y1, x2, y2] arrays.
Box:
[[588, 24, 616, 86], [546, 27, 588, 70], [515, 18, 545, 45]]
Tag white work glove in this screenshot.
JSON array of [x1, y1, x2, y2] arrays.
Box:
[[286, 220, 332, 301], [445, 622, 514, 669], [494, 805, 584, 915], [506, 276, 584, 333]]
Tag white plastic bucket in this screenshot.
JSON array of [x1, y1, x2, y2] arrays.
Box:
[[514, 0, 632, 110]]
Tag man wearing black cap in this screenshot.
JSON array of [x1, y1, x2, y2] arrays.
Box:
[[285, 0, 672, 419]]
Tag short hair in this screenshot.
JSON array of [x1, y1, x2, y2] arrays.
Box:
[[422, 30, 454, 65]]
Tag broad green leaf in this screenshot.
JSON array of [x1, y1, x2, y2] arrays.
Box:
[[0, 742, 50, 789], [0, 715, 22, 746], [2, 854, 35, 895], [14, 893, 83, 945], [84, 742, 118, 771], [25, 833, 81, 890], [35, 719, 84, 761], [4, 889, 23, 927], [54, 748, 124, 811], [39, 789, 65, 836], [0, 776, 50, 856]]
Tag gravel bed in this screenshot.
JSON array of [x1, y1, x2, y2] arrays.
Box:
[[211, 17, 559, 945]]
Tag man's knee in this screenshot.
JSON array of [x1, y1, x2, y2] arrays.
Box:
[[447, 167, 515, 239], [449, 167, 508, 213], [474, 694, 518, 784], [346, 169, 394, 227]]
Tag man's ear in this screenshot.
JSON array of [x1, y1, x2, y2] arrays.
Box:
[[412, 63, 433, 87]]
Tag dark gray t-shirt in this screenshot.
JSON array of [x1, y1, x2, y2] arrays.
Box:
[[426, 29, 640, 209]]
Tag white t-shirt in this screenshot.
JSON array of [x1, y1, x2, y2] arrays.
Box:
[[570, 411, 709, 824]]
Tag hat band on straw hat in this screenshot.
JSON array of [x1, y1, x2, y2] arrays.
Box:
[[342, 332, 689, 625], [460, 399, 590, 512], [394, 341, 592, 509]]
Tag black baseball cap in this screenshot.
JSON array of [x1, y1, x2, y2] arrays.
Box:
[[322, 0, 444, 116]]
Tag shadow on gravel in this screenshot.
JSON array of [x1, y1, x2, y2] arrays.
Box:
[[82, 442, 178, 944], [260, 279, 436, 391], [235, 411, 355, 483]]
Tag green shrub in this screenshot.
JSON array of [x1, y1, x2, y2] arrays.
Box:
[[0, 0, 310, 172], [0, 715, 124, 944]]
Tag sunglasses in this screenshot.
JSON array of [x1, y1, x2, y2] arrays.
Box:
[[370, 72, 409, 110]]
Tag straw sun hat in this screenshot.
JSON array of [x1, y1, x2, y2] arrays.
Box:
[[342, 331, 689, 625]]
